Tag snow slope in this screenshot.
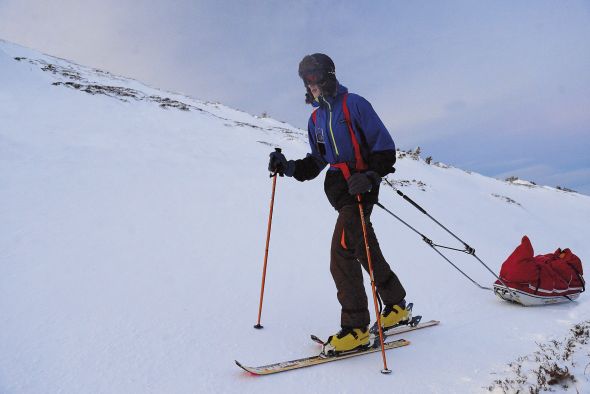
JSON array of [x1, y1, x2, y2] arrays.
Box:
[[1, 39, 589, 393]]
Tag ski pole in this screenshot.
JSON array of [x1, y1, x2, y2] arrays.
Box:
[[254, 148, 282, 329], [357, 195, 391, 374]]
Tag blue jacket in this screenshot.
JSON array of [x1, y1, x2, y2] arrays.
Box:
[[307, 84, 395, 168], [290, 83, 396, 209]]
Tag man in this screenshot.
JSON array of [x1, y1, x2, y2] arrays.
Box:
[[268, 53, 409, 353]]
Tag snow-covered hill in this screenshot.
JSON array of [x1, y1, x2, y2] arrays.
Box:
[[1, 39, 589, 393]]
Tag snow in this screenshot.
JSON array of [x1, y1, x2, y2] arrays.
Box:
[[1, 39, 589, 393]]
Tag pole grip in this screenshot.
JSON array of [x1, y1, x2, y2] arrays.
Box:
[[269, 147, 284, 178]]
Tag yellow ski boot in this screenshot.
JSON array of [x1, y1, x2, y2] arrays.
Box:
[[322, 327, 371, 356], [380, 301, 411, 331]]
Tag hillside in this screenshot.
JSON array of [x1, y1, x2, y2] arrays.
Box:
[[1, 39, 589, 393]]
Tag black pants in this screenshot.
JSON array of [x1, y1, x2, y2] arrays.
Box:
[[330, 203, 406, 328]]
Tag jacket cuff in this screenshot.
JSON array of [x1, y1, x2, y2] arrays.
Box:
[[285, 160, 296, 177]]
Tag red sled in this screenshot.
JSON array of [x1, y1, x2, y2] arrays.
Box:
[[493, 236, 585, 306]]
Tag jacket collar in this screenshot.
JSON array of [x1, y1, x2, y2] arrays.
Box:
[[311, 84, 348, 108]]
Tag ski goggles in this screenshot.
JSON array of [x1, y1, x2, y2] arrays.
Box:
[[299, 68, 332, 87]]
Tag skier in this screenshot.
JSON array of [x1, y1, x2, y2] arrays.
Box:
[[268, 53, 409, 353]]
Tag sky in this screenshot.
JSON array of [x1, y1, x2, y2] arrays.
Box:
[[1, 0, 589, 194]]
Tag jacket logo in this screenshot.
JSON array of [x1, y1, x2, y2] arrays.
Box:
[[315, 127, 325, 143]]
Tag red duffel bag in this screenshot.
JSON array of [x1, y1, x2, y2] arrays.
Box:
[[493, 236, 585, 306]]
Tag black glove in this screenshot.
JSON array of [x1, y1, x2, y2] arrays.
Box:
[[268, 150, 288, 174], [347, 171, 381, 195], [268, 150, 295, 177]]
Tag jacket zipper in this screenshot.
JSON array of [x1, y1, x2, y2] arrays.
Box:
[[324, 99, 340, 157]]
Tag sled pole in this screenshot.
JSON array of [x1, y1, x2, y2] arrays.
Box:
[[427, 242, 492, 290], [375, 202, 492, 290], [391, 185, 509, 286], [386, 181, 513, 290], [384, 179, 470, 248], [255, 152, 281, 329], [379, 179, 516, 294], [357, 195, 391, 374], [471, 254, 514, 291]]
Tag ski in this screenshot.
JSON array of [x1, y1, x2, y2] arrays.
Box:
[[310, 318, 439, 346], [235, 339, 410, 375]]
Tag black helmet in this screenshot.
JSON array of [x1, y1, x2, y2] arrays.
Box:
[[298, 53, 338, 103]]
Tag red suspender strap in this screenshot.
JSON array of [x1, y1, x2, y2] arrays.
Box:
[[332, 163, 351, 180], [342, 94, 368, 172]]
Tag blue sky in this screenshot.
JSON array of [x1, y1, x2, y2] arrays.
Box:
[[1, 0, 589, 193]]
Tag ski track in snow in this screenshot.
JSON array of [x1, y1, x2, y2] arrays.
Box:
[[1, 39, 589, 394]]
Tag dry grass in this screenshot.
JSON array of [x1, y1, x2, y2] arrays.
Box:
[[487, 321, 590, 393]]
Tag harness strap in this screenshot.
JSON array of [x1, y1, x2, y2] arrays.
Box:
[[534, 265, 542, 294], [332, 162, 351, 180], [342, 93, 368, 172], [309, 93, 368, 180], [567, 262, 585, 292]]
